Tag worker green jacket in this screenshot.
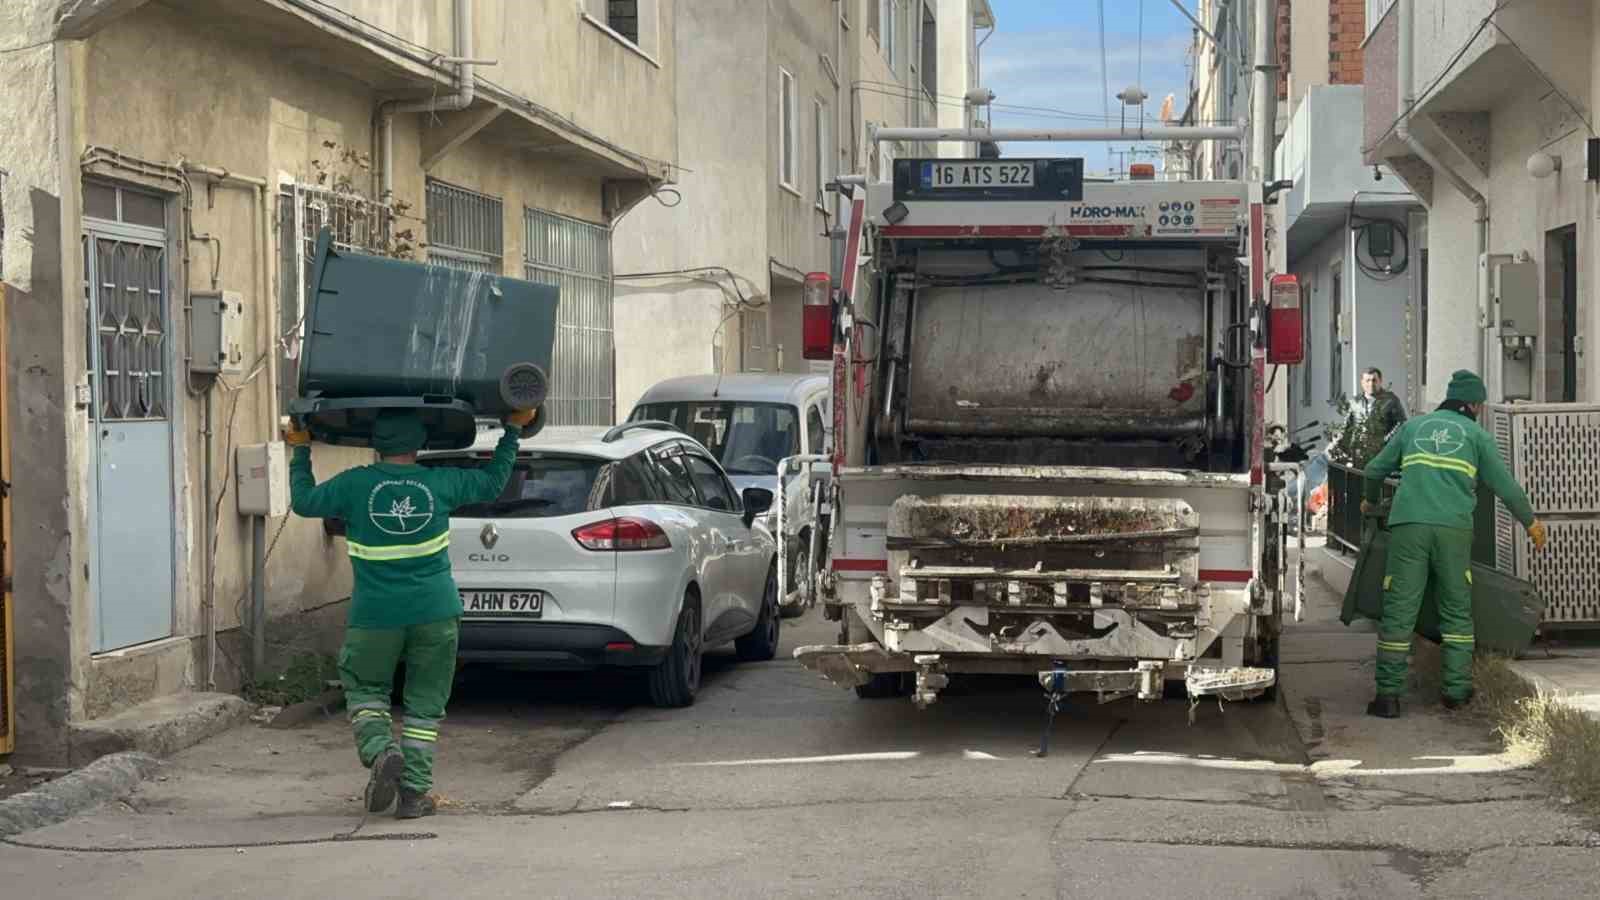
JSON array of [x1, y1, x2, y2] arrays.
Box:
[[1363, 408, 1535, 532], [290, 427, 520, 628]]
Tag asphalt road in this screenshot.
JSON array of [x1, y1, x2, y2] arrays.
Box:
[[2, 575, 1597, 898]]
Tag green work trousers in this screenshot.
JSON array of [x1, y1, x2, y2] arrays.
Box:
[[1376, 524, 1476, 701], [339, 618, 459, 793]]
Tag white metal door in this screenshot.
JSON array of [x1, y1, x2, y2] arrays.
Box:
[[84, 192, 176, 652]]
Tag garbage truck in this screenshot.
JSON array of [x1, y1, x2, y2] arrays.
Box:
[[787, 140, 1306, 713]]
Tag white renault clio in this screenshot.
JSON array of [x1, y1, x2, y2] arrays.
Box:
[[420, 422, 781, 707]]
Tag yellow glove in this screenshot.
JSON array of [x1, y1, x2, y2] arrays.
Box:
[[1528, 520, 1548, 551], [504, 407, 538, 429], [282, 425, 312, 447]]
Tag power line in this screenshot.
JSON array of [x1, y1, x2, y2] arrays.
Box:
[[0, 38, 51, 55]]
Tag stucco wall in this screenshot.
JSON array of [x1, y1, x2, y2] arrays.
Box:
[[611, 0, 771, 415], [2, 0, 674, 761], [0, 12, 86, 761], [327, 0, 678, 167]]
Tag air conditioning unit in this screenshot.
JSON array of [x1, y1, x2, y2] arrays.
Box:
[[1486, 402, 1600, 625]]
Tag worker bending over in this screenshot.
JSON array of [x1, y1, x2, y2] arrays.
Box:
[[286, 407, 535, 817], [1361, 370, 1545, 719]]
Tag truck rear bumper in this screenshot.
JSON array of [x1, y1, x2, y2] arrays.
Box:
[[793, 642, 1275, 710]]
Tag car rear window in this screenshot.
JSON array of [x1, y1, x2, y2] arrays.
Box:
[[422, 455, 607, 519]]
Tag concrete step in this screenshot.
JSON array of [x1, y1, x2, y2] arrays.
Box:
[[67, 692, 253, 767]]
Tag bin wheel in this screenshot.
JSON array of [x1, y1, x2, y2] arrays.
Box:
[[500, 363, 549, 411]]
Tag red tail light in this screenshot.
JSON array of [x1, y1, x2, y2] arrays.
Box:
[[802, 272, 833, 360], [572, 517, 671, 551]]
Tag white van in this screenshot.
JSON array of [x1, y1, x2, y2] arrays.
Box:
[[628, 374, 830, 616]]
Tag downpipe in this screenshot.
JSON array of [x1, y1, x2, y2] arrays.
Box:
[[379, 0, 484, 203], [1397, 0, 1488, 378]]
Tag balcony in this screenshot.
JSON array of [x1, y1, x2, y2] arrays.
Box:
[[1276, 85, 1415, 259]]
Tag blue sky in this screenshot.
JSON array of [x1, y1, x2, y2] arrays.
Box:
[[980, 0, 1196, 174]]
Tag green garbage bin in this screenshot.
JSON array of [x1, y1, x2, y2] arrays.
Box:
[[1341, 506, 1545, 657], [290, 229, 558, 450]]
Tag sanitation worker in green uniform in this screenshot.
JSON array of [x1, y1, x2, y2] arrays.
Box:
[[1360, 371, 1546, 719], [285, 407, 535, 817]]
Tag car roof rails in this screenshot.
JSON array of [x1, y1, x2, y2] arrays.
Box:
[[601, 420, 681, 443]]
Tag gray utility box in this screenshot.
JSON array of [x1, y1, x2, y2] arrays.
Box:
[[190, 290, 245, 375], [290, 229, 558, 450], [1486, 402, 1600, 625]]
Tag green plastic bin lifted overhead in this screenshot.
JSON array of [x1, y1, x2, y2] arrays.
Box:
[[289, 228, 558, 450]]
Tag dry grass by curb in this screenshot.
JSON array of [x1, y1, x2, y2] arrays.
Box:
[[1472, 654, 1600, 814]]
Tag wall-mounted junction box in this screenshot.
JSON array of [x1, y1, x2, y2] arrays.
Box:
[[190, 290, 244, 375], [236, 441, 288, 518]]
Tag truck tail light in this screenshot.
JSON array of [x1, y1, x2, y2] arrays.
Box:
[[1267, 274, 1304, 365], [802, 272, 833, 361], [1129, 163, 1156, 180], [572, 517, 671, 551]]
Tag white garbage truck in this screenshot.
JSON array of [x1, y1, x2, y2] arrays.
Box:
[[786, 138, 1306, 724]]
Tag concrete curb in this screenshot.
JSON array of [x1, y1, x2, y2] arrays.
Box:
[[0, 752, 162, 839]]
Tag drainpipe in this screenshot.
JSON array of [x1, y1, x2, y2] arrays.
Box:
[[380, 0, 484, 204], [1249, 0, 1277, 183], [1397, 0, 1489, 382]]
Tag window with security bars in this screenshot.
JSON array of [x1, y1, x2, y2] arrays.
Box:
[[524, 208, 615, 426], [426, 179, 503, 274], [277, 184, 393, 406]]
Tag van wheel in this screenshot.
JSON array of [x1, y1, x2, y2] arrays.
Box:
[[736, 565, 781, 662], [648, 597, 702, 708]]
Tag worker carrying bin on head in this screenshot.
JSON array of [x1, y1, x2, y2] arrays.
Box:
[[284, 404, 537, 818], [1360, 370, 1547, 719]]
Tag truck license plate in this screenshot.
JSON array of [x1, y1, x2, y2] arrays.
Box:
[[461, 590, 544, 617], [921, 161, 1035, 189]]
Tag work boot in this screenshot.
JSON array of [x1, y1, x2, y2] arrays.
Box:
[[1442, 691, 1475, 711], [396, 788, 437, 820], [1366, 695, 1401, 719], [364, 745, 405, 814]]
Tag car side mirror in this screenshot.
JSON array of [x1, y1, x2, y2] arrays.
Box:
[[742, 487, 775, 526]]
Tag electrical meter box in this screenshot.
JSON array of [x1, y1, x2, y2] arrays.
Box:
[[236, 441, 288, 517], [290, 229, 558, 451], [191, 290, 245, 375]]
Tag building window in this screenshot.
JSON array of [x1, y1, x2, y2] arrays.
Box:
[[780, 67, 799, 193], [426, 179, 503, 273], [585, 0, 658, 57], [920, 3, 937, 97], [524, 207, 615, 426], [885, 0, 900, 72], [1365, 0, 1396, 37], [607, 0, 639, 44], [278, 182, 393, 408], [814, 99, 829, 209]]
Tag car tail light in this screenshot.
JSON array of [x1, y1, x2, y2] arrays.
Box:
[[802, 272, 833, 361], [571, 517, 671, 551]]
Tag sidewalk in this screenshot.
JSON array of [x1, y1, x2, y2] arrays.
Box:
[[1507, 648, 1600, 722]]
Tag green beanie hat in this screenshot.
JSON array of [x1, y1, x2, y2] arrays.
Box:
[[1445, 370, 1487, 404], [372, 409, 428, 456]]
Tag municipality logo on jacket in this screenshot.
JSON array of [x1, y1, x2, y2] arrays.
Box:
[[1414, 421, 1466, 456], [368, 480, 437, 535]]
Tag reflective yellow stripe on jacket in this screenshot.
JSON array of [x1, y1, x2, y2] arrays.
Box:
[[1401, 452, 1477, 479], [346, 532, 451, 562]]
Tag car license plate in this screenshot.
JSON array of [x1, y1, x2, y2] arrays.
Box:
[[461, 590, 544, 617], [921, 161, 1035, 189]]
